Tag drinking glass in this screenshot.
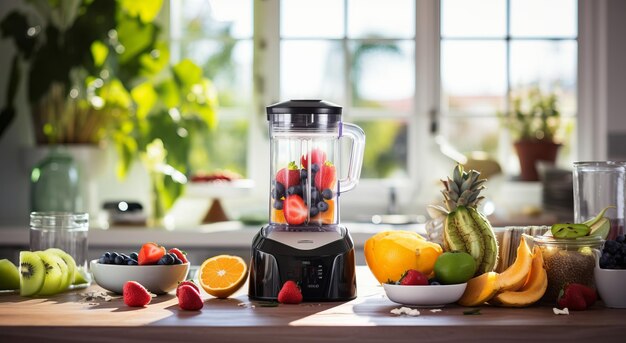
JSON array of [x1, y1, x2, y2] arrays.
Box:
[[573, 161, 625, 240], [30, 212, 91, 286]]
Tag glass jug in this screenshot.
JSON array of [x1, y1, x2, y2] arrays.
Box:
[[267, 100, 365, 228]]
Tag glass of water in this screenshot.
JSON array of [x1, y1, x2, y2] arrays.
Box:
[[29, 212, 91, 287]]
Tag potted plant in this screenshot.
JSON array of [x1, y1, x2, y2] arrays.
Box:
[[500, 87, 562, 182], [0, 0, 218, 224]]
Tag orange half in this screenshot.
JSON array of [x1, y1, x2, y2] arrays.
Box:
[[198, 255, 247, 299]]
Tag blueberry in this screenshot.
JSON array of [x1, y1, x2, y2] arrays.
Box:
[[114, 255, 124, 265], [111, 252, 119, 261], [300, 169, 308, 180], [129, 252, 138, 260], [164, 254, 175, 265], [310, 206, 319, 217], [310, 189, 320, 202], [98, 257, 106, 264], [104, 252, 111, 259], [173, 256, 183, 265], [317, 201, 329, 212], [311, 164, 320, 173], [429, 279, 441, 286], [321, 189, 333, 200], [287, 185, 303, 196], [275, 182, 285, 197], [274, 199, 284, 210], [127, 259, 138, 265], [616, 235, 625, 243], [605, 240, 619, 254]]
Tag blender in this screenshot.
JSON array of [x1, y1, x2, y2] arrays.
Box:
[[248, 100, 365, 301]]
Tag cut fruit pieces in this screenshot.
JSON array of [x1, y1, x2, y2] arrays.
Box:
[[0, 259, 20, 290], [495, 236, 533, 292], [73, 270, 89, 285], [271, 207, 286, 224], [457, 271, 499, 307], [35, 251, 65, 295], [19, 251, 45, 296], [311, 199, 335, 224], [198, 255, 247, 299], [490, 246, 548, 307], [45, 248, 76, 290]]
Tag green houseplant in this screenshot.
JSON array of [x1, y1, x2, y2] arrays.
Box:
[[500, 87, 562, 181], [0, 0, 218, 224]]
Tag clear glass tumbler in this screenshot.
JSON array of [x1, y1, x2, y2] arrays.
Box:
[[30, 212, 91, 286], [573, 161, 625, 240]]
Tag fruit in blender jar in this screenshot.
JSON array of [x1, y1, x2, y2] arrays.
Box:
[[283, 195, 308, 225], [19, 251, 46, 296], [123, 281, 152, 307], [278, 280, 303, 304], [550, 223, 590, 238], [311, 199, 335, 224], [198, 255, 247, 299], [599, 235, 626, 269], [314, 162, 337, 190], [490, 246, 548, 307], [177, 284, 204, 310], [276, 162, 301, 188], [364, 230, 443, 284], [398, 269, 429, 286], [433, 251, 477, 285], [138, 242, 166, 265], [495, 235, 533, 291], [271, 207, 287, 224], [301, 148, 327, 169], [0, 259, 20, 290], [437, 164, 498, 275]]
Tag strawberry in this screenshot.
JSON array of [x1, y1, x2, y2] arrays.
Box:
[[563, 283, 597, 307], [283, 195, 308, 225], [123, 281, 152, 307], [277, 280, 303, 304], [276, 162, 301, 188], [399, 269, 429, 286], [138, 242, 166, 265], [176, 280, 199, 297], [557, 284, 588, 311], [169, 248, 189, 264], [177, 284, 204, 311], [301, 148, 327, 169], [314, 161, 337, 190]]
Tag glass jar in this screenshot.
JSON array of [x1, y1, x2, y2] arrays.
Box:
[[532, 235, 604, 302], [30, 149, 81, 212]]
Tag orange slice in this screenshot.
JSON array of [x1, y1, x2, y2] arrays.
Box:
[[198, 255, 247, 299]]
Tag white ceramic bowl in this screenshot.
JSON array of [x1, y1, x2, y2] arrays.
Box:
[[90, 259, 189, 294], [594, 253, 626, 308], [383, 283, 467, 306]]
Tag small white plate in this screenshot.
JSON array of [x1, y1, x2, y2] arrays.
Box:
[[383, 283, 467, 306]]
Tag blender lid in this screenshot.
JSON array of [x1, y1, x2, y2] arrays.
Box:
[[266, 100, 343, 130], [266, 99, 342, 116]]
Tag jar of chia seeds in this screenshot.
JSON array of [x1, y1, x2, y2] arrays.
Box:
[[531, 235, 604, 302]]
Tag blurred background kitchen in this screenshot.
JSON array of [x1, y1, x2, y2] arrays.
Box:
[[0, 0, 625, 238]]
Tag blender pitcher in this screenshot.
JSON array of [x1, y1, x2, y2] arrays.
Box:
[[248, 99, 365, 302], [268, 99, 365, 227]]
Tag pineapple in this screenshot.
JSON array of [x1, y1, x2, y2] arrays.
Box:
[[431, 164, 499, 275]]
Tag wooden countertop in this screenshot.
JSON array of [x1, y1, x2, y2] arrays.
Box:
[[1, 267, 624, 343]]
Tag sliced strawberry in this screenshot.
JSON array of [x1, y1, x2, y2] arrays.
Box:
[[301, 148, 327, 169], [283, 195, 308, 225], [168, 248, 188, 264], [314, 161, 337, 190], [138, 242, 166, 265], [276, 161, 300, 188]]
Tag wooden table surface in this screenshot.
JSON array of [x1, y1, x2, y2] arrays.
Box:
[[1, 267, 624, 342]]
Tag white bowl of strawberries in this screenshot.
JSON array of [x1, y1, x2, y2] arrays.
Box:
[[382, 270, 467, 306], [91, 243, 190, 294]]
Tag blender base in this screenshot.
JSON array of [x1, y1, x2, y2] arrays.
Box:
[[248, 224, 357, 302]]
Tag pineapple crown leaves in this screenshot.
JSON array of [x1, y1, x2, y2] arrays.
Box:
[[441, 164, 487, 212]]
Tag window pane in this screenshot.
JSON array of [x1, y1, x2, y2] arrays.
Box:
[[183, 40, 253, 107], [441, 0, 506, 38], [349, 41, 414, 111], [440, 117, 501, 156], [280, 40, 345, 104], [353, 119, 408, 179], [281, 0, 344, 38], [441, 41, 507, 115], [510, 40, 577, 115], [190, 117, 249, 176], [173, 0, 253, 39], [510, 0, 577, 38], [347, 0, 415, 39]]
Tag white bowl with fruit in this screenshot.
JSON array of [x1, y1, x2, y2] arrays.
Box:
[[91, 243, 190, 294], [594, 235, 626, 308]]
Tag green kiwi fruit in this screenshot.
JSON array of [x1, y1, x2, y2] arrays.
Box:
[[551, 223, 591, 238], [0, 259, 20, 290], [45, 248, 76, 290], [35, 251, 65, 295], [19, 251, 46, 296]]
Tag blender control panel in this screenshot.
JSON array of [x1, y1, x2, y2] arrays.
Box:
[[284, 259, 327, 294]]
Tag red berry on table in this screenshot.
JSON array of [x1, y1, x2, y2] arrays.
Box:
[[138, 242, 166, 265], [278, 280, 303, 304], [123, 281, 152, 307], [177, 284, 204, 311], [399, 269, 429, 286], [276, 162, 301, 188], [169, 248, 189, 264], [557, 284, 588, 311], [566, 283, 597, 306], [301, 148, 327, 169], [283, 195, 308, 225], [314, 162, 337, 190], [176, 280, 200, 297]]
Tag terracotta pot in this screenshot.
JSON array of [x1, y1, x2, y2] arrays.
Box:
[[514, 140, 561, 182]]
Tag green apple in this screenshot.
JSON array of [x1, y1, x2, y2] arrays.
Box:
[[0, 259, 20, 290], [434, 251, 477, 285]]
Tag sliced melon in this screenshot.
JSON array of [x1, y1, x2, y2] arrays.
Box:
[[458, 272, 499, 307], [495, 236, 533, 292]]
